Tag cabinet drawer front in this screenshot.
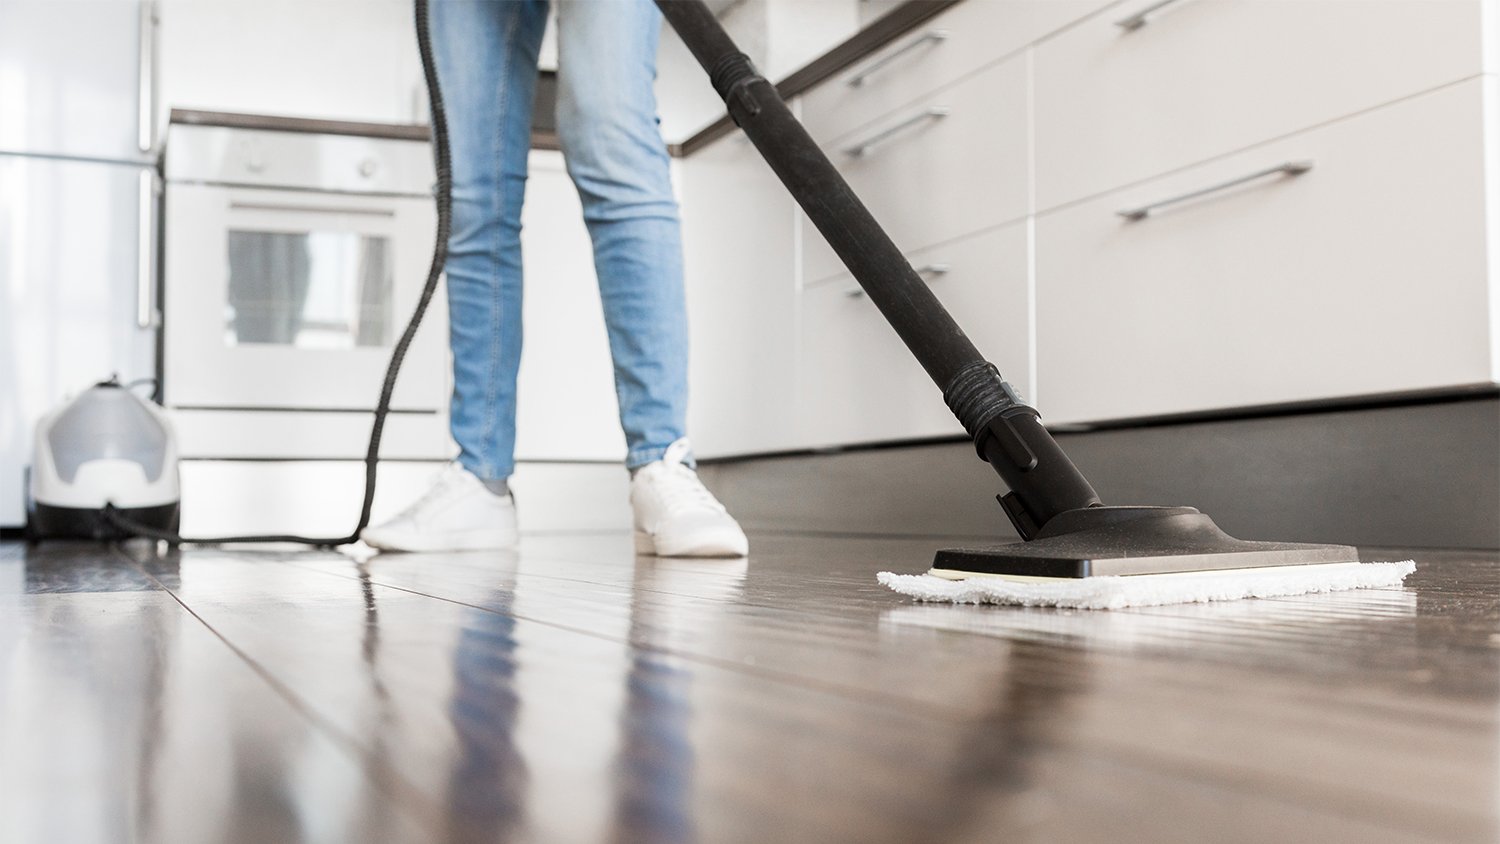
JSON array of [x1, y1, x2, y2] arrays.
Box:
[[802, 57, 1029, 286], [1033, 0, 1484, 211], [515, 153, 628, 461], [1035, 80, 1494, 426], [798, 224, 1030, 448], [802, 0, 1111, 146], [681, 134, 800, 458]]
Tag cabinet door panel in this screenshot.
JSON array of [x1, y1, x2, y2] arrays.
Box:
[[802, 0, 1110, 146], [1035, 81, 1495, 425], [680, 135, 800, 457], [803, 56, 1029, 285], [513, 151, 628, 461], [1033, 0, 1485, 210], [798, 223, 1029, 447]]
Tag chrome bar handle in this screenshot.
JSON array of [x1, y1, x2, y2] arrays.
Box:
[[847, 30, 948, 88], [846, 264, 949, 298], [842, 107, 949, 158], [137, 170, 159, 329], [1116, 160, 1313, 222], [1115, 0, 1185, 31], [137, 0, 159, 153]]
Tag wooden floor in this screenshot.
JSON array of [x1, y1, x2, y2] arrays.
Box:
[[1, 534, 1496, 843]]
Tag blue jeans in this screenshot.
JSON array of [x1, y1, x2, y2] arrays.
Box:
[[431, 0, 690, 482]]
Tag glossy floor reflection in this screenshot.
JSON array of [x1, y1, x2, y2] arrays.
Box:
[[1, 536, 1496, 843]]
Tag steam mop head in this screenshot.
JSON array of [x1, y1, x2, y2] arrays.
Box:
[[878, 561, 1416, 610]]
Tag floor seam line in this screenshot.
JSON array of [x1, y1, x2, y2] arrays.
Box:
[[110, 545, 449, 837], [261, 554, 980, 723]]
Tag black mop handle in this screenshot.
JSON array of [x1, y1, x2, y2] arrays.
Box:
[[656, 0, 1101, 536]]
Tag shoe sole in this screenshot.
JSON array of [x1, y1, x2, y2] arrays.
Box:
[[361, 528, 518, 554], [634, 530, 748, 558]]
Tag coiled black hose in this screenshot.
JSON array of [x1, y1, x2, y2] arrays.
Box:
[[105, 0, 451, 547]]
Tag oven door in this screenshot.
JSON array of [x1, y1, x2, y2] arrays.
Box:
[[163, 184, 446, 411]]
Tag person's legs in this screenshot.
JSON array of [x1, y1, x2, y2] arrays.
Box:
[[554, 0, 689, 471], [363, 0, 547, 552], [437, 0, 548, 485], [554, 1, 745, 557]]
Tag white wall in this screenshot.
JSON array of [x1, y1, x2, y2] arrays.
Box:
[[158, 0, 425, 124]]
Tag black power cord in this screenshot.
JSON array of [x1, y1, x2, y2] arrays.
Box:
[[104, 0, 452, 548]]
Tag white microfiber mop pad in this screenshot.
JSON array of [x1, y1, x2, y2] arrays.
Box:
[[877, 561, 1416, 610]]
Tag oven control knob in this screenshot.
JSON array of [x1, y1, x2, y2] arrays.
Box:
[[358, 158, 379, 178]]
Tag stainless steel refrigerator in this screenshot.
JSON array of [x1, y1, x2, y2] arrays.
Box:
[[0, 0, 160, 528]]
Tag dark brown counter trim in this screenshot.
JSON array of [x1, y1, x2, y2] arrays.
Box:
[[169, 107, 563, 151], [170, 108, 432, 141], [674, 0, 963, 156]]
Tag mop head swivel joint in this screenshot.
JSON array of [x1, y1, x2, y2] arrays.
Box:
[[880, 505, 1414, 610]]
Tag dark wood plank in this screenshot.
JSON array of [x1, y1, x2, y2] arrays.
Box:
[[160, 537, 1498, 841], [0, 543, 435, 842], [8, 536, 1498, 842]]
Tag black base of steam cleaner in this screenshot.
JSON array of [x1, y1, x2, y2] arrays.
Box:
[[90, 0, 1358, 583]]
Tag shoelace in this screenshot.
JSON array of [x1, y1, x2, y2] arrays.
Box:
[[644, 438, 723, 516], [403, 464, 472, 518], [649, 463, 727, 516]]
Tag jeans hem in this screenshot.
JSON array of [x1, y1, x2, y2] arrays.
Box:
[[626, 445, 693, 471], [458, 456, 514, 484]]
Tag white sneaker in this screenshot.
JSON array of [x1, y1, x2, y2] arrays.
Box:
[[630, 439, 748, 557], [360, 463, 518, 553]]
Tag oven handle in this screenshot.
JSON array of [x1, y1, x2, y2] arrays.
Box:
[[229, 200, 398, 217], [137, 170, 159, 329]]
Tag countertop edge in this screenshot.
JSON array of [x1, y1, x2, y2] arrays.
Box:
[[168, 108, 563, 152], [672, 0, 964, 157], [169, 108, 434, 142]]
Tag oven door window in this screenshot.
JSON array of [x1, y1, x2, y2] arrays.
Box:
[[225, 230, 393, 349]]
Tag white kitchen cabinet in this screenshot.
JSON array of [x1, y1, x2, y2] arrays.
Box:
[[798, 222, 1030, 447], [1035, 79, 1496, 425], [679, 0, 1500, 456], [802, 0, 1112, 146], [512, 150, 628, 461], [1033, 0, 1486, 211], [679, 132, 800, 457], [802, 53, 1030, 285]]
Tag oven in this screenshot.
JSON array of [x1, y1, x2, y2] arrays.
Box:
[[162, 113, 450, 464]]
